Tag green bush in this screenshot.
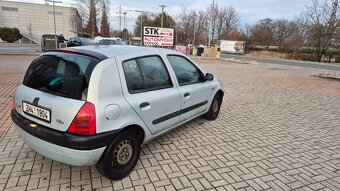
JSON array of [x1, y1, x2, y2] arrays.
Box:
[[0, 27, 22, 43]]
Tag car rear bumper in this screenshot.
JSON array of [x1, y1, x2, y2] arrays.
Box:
[[11, 109, 120, 166], [14, 124, 105, 166]]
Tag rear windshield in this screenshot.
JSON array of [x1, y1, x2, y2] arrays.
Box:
[[23, 52, 100, 100]]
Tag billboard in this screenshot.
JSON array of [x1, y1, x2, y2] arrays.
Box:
[[143, 26, 174, 47], [219, 40, 246, 54]]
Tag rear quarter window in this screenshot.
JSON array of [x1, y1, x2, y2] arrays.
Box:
[[23, 52, 99, 100]]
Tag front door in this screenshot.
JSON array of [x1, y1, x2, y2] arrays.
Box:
[[166, 55, 212, 122]]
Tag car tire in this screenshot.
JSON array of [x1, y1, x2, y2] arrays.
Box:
[[97, 130, 141, 180], [203, 93, 222, 120]]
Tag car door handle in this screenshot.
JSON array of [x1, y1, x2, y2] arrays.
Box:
[[139, 102, 150, 108], [184, 93, 190, 97]]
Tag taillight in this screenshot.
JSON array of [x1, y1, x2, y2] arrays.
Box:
[[12, 97, 16, 110], [68, 102, 96, 135]]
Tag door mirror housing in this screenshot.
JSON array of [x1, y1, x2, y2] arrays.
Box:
[[205, 73, 214, 81]]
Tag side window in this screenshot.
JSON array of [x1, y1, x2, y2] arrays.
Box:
[[137, 56, 172, 90], [122, 56, 172, 93], [167, 55, 202, 85], [122, 59, 145, 93]]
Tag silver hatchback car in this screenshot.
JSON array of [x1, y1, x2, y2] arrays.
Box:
[[11, 45, 224, 180]]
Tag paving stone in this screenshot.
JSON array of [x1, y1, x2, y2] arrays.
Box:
[[0, 56, 340, 190]]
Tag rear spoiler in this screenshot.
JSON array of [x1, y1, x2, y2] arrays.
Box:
[[47, 49, 108, 61]]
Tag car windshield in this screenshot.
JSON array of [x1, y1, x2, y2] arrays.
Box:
[[98, 39, 126, 45], [115, 40, 127, 45], [23, 52, 100, 100]]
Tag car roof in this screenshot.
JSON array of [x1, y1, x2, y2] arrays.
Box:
[[66, 45, 180, 58]]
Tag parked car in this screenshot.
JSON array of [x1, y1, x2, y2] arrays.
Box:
[[97, 38, 127, 45], [11, 46, 224, 180], [67, 37, 95, 47]]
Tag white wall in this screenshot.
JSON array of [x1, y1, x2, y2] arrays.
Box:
[[0, 0, 79, 44]]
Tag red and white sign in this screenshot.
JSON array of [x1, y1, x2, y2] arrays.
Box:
[[143, 36, 173, 47], [143, 26, 174, 47]]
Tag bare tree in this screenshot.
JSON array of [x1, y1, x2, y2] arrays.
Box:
[[174, 7, 209, 45], [133, 13, 153, 37], [301, 0, 339, 62], [101, 3, 110, 37], [250, 18, 275, 49], [206, 0, 219, 45], [175, 7, 191, 44], [216, 6, 239, 40], [75, 0, 108, 37], [272, 19, 298, 51]]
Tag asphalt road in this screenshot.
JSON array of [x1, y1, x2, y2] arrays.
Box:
[[220, 53, 340, 71], [0, 44, 41, 55]]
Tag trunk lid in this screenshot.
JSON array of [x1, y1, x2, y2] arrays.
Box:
[[15, 51, 101, 132]]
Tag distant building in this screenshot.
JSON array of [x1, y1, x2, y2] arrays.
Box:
[[0, 0, 82, 44]]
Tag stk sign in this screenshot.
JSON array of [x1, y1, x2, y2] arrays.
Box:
[[143, 26, 174, 47]]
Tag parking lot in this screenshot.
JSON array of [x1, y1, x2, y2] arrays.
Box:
[[0, 55, 339, 191]]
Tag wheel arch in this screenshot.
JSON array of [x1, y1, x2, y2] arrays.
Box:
[[216, 89, 224, 102], [122, 124, 145, 143]]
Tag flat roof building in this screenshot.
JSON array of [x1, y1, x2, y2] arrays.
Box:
[[0, 0, 81, 44]]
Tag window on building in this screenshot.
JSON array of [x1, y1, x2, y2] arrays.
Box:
[[2, 7, 18, 12], [48, 11, 63, 15]]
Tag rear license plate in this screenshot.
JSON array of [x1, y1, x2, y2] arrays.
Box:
[[22, 101, 51, 123]]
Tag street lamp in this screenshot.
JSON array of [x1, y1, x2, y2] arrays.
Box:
[[125, 9, 149, 46], [46, 0, 62, 49], [134, 10, 144, 45], [159, 5, 166, 27], [123, 12, 127, 41]]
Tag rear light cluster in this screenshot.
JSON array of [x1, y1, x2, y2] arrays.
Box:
[[68, 102, 96, 135]]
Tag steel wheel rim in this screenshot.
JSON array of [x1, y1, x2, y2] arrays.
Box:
[[212, 99, 219, 113], [113, 139, 134, 168]]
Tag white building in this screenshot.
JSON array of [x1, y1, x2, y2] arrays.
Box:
[[0, 0, 81, 44]]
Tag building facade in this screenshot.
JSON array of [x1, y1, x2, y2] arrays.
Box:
[[0, 0, 81, 44]]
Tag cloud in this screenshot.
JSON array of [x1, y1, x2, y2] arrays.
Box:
[[7, 0, 312, 30]]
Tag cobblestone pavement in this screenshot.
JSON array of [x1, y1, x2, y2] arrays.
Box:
[[0, 55, 339, 191]]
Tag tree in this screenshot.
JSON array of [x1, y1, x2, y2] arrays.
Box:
[[216, 6, 239, 40], [250, 18, 275, 49], [0, 27, 22, 43], [272, 19, 298, 51], [206, 0, 219, 45], [175, 7, 194, 45], [133, 12, 175, 37], [174, 8, 209, 45], [101, 3, 110, 37], [152, 13, 176, 28], [300, 0, 339, 62], [75, 0, 108, 37], [133, 13, 154, 37]]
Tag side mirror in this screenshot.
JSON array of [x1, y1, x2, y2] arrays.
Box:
[[205, 73, 214, 81]]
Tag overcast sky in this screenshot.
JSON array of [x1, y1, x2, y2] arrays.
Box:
[[6, 0, 313, 31]]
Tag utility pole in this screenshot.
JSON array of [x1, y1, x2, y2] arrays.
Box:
[[123, 12, 127, 41], [46, 0, 62, 49], [119, 5, 122, 32], [159, 5, 166, 27], [193, 12, 196, 46]]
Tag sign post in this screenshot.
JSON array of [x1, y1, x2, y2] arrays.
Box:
[[143, 26, 174, 47]]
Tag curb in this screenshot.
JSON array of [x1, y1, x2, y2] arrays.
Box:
[[0, 52, 41, 56]]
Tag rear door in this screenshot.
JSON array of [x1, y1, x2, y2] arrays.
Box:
[[166, 55, 212, 122], [116, 54, 181, 135], [14, 52, 100, 132]]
